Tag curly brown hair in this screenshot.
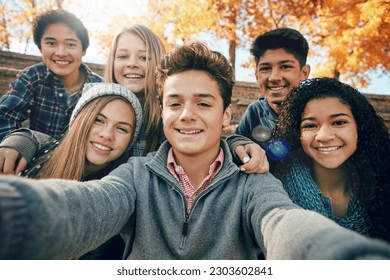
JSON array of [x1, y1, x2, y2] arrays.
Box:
[[273, 77, 390, 241], [156, 42, 234, 110]]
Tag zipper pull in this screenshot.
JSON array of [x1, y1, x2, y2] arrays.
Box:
[[182, 214, 189, 236]]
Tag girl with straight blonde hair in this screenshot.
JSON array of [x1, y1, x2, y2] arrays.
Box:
[[104, 24, 165, 155]]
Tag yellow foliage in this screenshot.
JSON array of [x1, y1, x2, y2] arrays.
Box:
[[1, 0, 388, 89]]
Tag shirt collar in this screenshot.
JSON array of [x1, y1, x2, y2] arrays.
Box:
[[167, 147, 224, 181]]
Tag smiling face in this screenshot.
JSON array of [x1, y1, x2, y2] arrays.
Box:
[[40, 23, 85, 82], [161, 70, 231, 165], [256, 48, 310, 113], [300, 97, 358, 170], [85, 99, 135, 172], [113, 32, 147, 97]]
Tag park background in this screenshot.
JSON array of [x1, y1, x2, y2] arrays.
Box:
[[1, 0, 389, 94], [1, 0, 389, 131]]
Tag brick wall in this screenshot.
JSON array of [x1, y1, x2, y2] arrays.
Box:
[[0, 50, 104, 95], [1, 50, 389, 132]]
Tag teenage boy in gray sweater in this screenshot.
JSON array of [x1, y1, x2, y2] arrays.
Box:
[[0, 43, 389, 260]]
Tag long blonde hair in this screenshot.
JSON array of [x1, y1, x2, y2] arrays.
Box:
[[37, 96, 134, 180], [105, 24, 166, 154]]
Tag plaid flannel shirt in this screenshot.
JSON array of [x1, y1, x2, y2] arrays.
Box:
[[0, 62, 102, 140]]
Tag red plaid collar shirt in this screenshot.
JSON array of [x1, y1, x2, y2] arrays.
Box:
[[167, 147, 224, 213]]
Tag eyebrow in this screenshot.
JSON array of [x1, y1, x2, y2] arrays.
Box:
[[116, 48, 147, 53], [98, 113, 133, 128], [166, 93, 216, 99], [258, 59, 296, 66], [301, 113, 353, 122], [43, 37, 79, 43]]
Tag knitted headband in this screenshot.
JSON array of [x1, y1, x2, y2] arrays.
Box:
[[70, 83, 143, 149]]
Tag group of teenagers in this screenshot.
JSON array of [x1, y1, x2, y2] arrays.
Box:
[[0, 9, 389, 260]]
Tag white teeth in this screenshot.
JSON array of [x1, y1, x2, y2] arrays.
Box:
[[124, 74, 142, 79], [179, 130, 201, 134], [55, 61, 70, 65], [316, 146, 340, 152], [269, 86, 285, 91], [93, 143, 112, 151]]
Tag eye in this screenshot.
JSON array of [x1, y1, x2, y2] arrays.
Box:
[[139, 55, 148, 62], [45, 41, 55, 46], [198, 102, 211, 107], [333, 120, 348, 126], [258, 66, 271, 72], [168, 102, 181, 108], [67, 43, 77, 48], [116, 126, 130, 134], [94, 117, 105, 124], [301, 123, 317, 129], [281, 64, 293, 69], [116, 55, 128, 60]]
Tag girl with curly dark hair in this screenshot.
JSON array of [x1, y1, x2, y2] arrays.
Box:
[[273, 77, 390, 241]]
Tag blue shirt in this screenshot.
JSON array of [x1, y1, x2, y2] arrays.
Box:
[[235, 97, 278, 149], [0, 62, 102, 140]]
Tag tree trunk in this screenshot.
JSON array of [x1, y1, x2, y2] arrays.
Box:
[[229, 39, 236, 80]]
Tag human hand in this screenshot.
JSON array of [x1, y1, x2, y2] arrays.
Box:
[[234, 143, 269, 174], [0, 147, 27, 175]]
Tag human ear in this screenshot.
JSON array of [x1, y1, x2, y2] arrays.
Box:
[[300, 64, 311, 80], [222, 104, 232, 127]]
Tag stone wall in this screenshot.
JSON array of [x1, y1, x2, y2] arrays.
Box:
[[0, 50, 104, 94], [1, 50, 389, 132]]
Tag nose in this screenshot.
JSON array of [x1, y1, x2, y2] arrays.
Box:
[[315, 125, 335, 142], [55, 44, 67, 56], [126, 55, 139, 67], [179, 104, 196, 121], [269, 68, 282, 82], [98, 125, 114, 140]]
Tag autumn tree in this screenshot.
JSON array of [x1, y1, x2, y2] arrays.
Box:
[[143, 0, 320, 78], [144, 0, 388, 88], [308, 0, 390, 88], [0, 0, 11, 50], [0, 0, 64, 52], [211, 0, 389, 88], [143, 0, 216, 47]]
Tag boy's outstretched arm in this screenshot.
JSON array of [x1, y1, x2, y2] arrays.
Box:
[[244, 173, 390, 260], [260, 208, 390, 259], [0, 174, 135, 259]]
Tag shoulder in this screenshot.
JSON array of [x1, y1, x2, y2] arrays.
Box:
[[246, 98, 265, 111], [80, 63, 103, 82], [242, 98, 271, 118], [109, 155, 152, 178], [16, 63, 47, 78]]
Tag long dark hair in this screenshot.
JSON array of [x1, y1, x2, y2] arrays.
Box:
[[274, 77, 390, 240]]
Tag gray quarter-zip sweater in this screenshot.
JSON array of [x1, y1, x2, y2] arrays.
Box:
[[1, 140, 390, 259]]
